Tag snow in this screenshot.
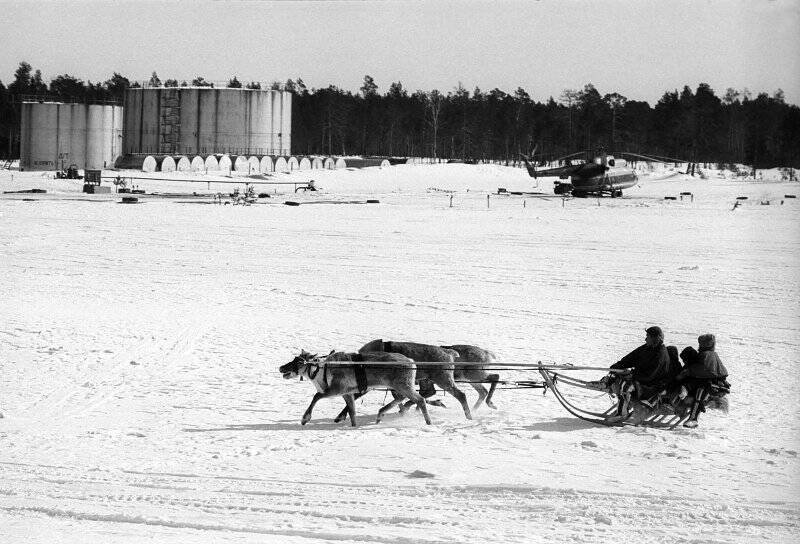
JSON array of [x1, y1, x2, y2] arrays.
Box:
[[1, 163, 799, 542]]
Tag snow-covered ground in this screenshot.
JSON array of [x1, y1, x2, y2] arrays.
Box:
[[1, 163, 798, 543]]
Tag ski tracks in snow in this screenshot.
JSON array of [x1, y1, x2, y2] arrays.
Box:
[[0, 461, 796, 543]]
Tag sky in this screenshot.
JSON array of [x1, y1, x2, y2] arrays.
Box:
[[1, 0, 798, 105]]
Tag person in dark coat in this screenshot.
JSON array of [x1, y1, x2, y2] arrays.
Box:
[[605, 326, 672, 422], [682, 334, 728, 382], [611, 326, 672, 385], [680, 346, 699, 367], [677, 334, 730, 428]]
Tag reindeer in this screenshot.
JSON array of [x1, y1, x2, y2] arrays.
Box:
[[442, 344, 500, 411], [279, 350, 431, 427], [331, 342, 499, 424], [358, 340, 473, 421]]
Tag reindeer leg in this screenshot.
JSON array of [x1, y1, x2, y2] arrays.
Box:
[[436, 377, 472, 420], [484, 374, 499, 409], [470, 383, 489, 412], [333, 391, 368, 423], [301, 392, 325, 425], [398, 387, 431, 425], [401, 398, 446, 412], [343, 394, 358, 427], [377, 393, 405, 423]]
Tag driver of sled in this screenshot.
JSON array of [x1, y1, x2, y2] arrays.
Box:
[[600, 326, 680, 424]]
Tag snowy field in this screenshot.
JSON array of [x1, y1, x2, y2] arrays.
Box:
[[1, 163, 799, 543]]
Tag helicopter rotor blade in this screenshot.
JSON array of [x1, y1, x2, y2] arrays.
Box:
[[619, 152, 688, 163]]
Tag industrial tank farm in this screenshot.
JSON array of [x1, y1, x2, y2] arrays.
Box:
[[19, 101, 123, 171], [120, 87, 291, 168]]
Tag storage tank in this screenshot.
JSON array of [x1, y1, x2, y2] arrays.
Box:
[[247, 156, 260, 174], [259, 155, 273, 173], [270, 91, 281, 155], [281, 92, 292, 155], [142, 155, 157, 172], [218, 154, 232, 172], [233, 155, 248, 172], [273, 156, 288, 173], [158, 156, 176, 172], [299, 157, 311, 170], [190, 155, 205, 172], [204, 155, 219, 171], [122, 87, 292, 158], [175, 155, 191, 171], [20, 101, 123, 171]]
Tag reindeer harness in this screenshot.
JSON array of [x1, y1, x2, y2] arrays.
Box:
[[304, 355, 368, 394]]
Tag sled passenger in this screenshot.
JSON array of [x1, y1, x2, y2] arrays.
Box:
[[605, 326, 672, 422], [676, 334, 730, 428]]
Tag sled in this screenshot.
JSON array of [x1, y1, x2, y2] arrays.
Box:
[[538, 367, 689, 429]]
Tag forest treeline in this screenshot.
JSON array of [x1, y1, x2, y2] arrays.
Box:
[[2, 62, 799, 167]]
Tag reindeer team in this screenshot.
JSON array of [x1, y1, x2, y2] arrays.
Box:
[[279, 340, 499, 427]]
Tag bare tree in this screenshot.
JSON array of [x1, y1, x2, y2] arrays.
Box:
[[425, 90, 444, 159]]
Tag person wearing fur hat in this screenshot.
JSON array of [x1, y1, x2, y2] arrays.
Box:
[[605, 326, 672, 423], [677, 334, 730, 428]]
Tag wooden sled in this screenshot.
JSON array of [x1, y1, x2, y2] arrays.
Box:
[[539, 368, 688, 429]]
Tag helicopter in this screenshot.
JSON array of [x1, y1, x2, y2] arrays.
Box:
[[521, 148, 641, 197], [521, 147, 693, 198]]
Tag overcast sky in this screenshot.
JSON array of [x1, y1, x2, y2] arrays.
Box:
[[1, 0, 798, 104]]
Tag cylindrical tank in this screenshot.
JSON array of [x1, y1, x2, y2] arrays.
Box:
[[140, 90, 159, 154], [175, 155, 191, 171], [270, 91, 281, 155], [122, 88, 291, 158], [122, 90, 140, 155], [299, 157, 311, 170], [142, 155, 157, 172], [218, 154, 232, 172], [311, 157, 323, 170], [334, 158, 347, 169], [287, 156, 299, 171], [247, 156, 260, 174], [324, 157, 335, 170], [190, 155, 205, 172], [19, 101, 123, 171], [259, 155, 273, 173], [159, 156, 176, 172], [248, 92, 267, 154], [204, 155, 219, 171], [177, 88, 199, 155], [233, 155, 249, 172], [280, 92, 292, 155], [68, 105, 86, 169], [273, 156, 288, 173], [85, 105, 104, 169]]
